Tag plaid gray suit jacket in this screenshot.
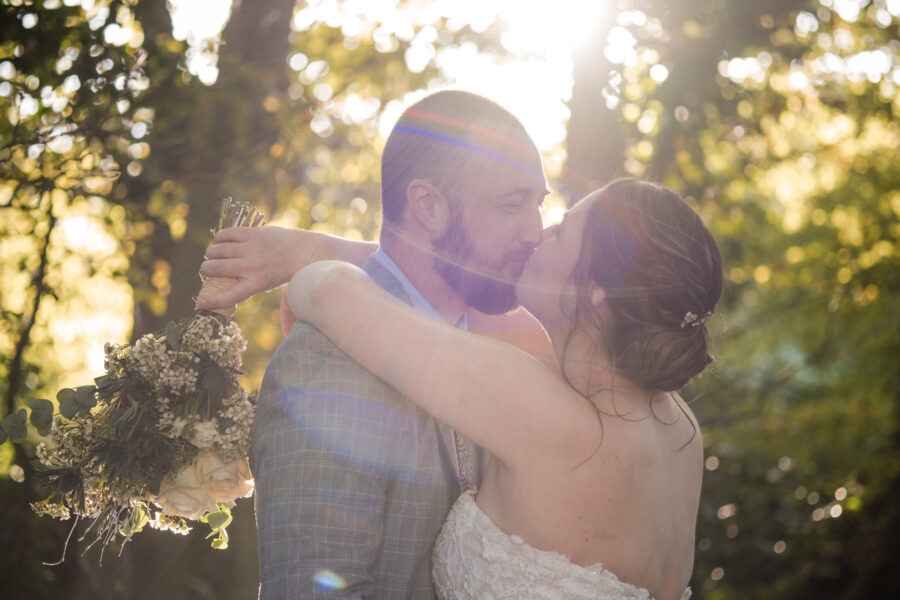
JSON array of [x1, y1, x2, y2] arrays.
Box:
[[251, 257, 462, 599]]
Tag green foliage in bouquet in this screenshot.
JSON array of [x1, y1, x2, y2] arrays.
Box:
[[28, 312, 255, 551], [11, 200, 264, 554]]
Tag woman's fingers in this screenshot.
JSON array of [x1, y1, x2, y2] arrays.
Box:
[[199, 258, 243, 278], [213, 227, 249, 243], [204, 241, 244, 260]]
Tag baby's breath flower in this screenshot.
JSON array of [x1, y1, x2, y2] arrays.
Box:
[[191, 420, 220, 449], [30, 200, 262, 551], [31, 498, 71, 520], [149, 513, 192, 535]]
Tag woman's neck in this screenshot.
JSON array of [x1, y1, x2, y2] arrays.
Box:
[[546, 325, 640, 398]]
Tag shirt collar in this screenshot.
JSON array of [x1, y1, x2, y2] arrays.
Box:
[[371, 248, 468, 330]]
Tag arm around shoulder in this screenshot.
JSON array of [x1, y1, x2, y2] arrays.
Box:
[[289, 262, 595, 472], [198, 227, 377, 309]]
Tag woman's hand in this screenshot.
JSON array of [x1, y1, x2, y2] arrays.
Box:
[[197, 226, 332, 309], [198, 226, 378, 310]]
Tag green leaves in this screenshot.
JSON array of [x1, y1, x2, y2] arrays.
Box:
[[202, 508, 232, 531], [165, 321, 181, 351], [200, 505, 233, 550], [57, 388, 78, 419], [118, 503, 151, 537], [1, 398, 55, 444], [1, 409, 28, 444], [27, 399, 53, 436], [57, 385, 97, 419]]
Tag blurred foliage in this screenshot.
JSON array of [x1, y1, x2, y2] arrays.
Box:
[[564, 0, 899, 597], [0, 0, 504, 598], [1, 0, 898, 598]]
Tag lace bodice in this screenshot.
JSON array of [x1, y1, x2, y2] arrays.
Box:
[[432, 492, 691, 600]]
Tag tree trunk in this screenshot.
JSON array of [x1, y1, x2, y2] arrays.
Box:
[[563, 2, 621, 203], [67, 1, 297, 598], [129, 0, 297, 340]]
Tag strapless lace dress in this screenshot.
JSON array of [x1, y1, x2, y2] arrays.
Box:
[[432, 492, 691, 600]]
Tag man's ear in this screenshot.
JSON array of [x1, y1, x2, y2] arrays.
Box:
[[589, 284, 606, 309], [406, 178, 450, 236]]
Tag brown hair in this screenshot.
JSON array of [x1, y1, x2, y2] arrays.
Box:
[[568, 179, 723, 392], [379, 90, 535, 232]]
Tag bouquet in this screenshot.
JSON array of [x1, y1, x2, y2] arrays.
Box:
[[15, 199, 264, 554]]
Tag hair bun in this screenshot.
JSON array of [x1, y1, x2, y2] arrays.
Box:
[[573, 179, 723, 391]]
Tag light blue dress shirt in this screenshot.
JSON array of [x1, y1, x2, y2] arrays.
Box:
[[370, 248, 468, 330]]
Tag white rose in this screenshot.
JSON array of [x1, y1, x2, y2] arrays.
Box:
[[151, 451, 254, 520]]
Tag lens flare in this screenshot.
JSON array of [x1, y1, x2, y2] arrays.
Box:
[[314, 569, 347, 592]]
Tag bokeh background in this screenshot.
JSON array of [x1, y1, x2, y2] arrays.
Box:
[[1, 0, 898, 598]]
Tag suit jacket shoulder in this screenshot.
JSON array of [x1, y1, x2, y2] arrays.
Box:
[[251, 256, 459, 600]]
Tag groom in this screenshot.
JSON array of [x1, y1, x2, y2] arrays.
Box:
[[250, 90, 547, 598]]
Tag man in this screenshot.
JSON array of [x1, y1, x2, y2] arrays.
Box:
[[200, 90, 548, 598]]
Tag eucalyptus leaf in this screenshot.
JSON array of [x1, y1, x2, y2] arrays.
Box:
[[59, 396, 79, 420], [210, 534, 229, 549], [203, 509, 232, 531], [2, 409, 26, 428], [74, 385, 97, 408], [73, 389, 97, 418], [119, 507, 150, 536], [2, 411, 28, 443], [57, 388, 76, 403], [165, 321, 181, 351], [0, 428, 6, 444], [28, 399, 54, 436]]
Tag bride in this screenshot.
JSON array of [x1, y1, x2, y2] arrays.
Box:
[[204, 179, 722, 599]]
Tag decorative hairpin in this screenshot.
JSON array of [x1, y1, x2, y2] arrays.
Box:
[[681, 310, 712, 329]]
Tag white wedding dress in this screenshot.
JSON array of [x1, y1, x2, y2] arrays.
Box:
[[432, 492, 691, 600]]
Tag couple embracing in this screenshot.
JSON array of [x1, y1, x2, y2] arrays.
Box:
[[199, 90, 722, 599]]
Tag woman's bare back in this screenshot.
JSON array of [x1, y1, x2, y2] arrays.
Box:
[[475, 391, 702, 600]]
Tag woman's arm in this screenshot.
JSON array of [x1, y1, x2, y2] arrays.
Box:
[[197, 226, 377, 309], [289, 261, 598, 470]]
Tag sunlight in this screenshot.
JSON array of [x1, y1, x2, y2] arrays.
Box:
[[542, 204, 566, 227], [168, 0, 233, 84], [59, 215, 118, 256], [183, 0, 607, 151], [496, 0, 606, 59], [173, 0, 607, 221]]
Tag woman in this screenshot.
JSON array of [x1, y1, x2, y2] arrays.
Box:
[[281, 179, 722, 599]]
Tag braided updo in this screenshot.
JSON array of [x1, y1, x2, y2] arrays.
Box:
[[570, 179, 723, 391]]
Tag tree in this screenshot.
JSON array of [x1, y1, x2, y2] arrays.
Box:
[[1, 1, 168, 595], [1, 1, 506, 597]]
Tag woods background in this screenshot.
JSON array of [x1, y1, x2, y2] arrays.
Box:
[[1, 0, 898, 598]]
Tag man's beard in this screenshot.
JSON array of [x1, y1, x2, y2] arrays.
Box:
[[432, 211, 524, 315]]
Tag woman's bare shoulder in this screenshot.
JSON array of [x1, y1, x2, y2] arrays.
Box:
[[468, 307, 559, 374]]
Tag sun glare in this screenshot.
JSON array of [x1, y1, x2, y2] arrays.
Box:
[[176, 0, 606, 152], [173, 0, 608, 220], [168, 0, 233, 84], [496, 0, 606, 59]]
